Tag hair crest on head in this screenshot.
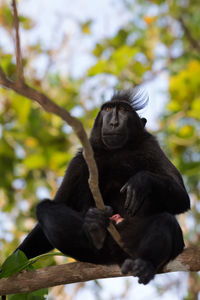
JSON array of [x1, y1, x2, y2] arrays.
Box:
[[110, 86, 149, 111]]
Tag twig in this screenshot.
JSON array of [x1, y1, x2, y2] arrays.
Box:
[[9, 0, 123, 250], [11, 0, 24, 84], [179, 16, 200, 52], [0, 0, 133, 256], [0, 247, 199, 295], [0, 64, 125, 250]]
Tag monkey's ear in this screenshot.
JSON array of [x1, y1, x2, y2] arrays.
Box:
[[141, 118, 147, 128]]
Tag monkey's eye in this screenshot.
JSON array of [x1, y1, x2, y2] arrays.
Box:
[[119, 106, 126, 111], [104, 106, 112, 112]]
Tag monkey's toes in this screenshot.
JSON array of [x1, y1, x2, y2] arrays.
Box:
[[121, 258, 155, 284]]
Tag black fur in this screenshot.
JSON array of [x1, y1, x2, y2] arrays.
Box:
[[110, 87, 149, 111], [17, 88, 190, 284]]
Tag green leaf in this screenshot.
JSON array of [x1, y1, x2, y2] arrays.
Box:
[[88, 59, 107, 76], [24, 153, 46, 169], [2, 6, 13, 26], [19, 16, 35, 30], [8, 288, 48, 300], [12, 95, 31, 125], [1, 54, 17, 79], [88, 45, 139, 76], [80, 20, 92, 34], [0, 250, 29, 278]]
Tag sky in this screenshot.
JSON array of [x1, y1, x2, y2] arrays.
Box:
[[17, 0, 169, 130]]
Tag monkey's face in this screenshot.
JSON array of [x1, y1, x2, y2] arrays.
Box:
[[100, 102, 132, 150], [100, 101, 145, 150]]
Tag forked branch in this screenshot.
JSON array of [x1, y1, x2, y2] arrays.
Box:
[[0, 3, 198, 297], [0, 0, 126, 255]]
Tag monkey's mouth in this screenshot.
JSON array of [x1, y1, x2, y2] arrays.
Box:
[[102, 133, 123, 137], [102, 134, 127, 149]]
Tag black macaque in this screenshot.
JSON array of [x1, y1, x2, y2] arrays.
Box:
[[17, 89, 190, 284]]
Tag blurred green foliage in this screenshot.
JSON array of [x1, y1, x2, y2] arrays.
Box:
[[8, 289, 48, 300], [0, 0, 200, 299]]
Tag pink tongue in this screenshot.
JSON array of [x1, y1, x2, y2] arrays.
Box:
[[110, 214, 121, 222], [110, 214, 124, 224]]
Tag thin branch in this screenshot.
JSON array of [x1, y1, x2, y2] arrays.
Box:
[[179, 16, 200, 52], [0, 3, 194, 294], [0, 65, 126, 252], [0, 247, 199, 296], [1, 0, 133, 256], [11, 0, 24, 84], [0, 0, 129, 255]]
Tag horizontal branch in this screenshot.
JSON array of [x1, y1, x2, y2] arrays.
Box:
[[0, 247, 199, 296]]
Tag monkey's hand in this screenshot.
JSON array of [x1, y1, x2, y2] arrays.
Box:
[[83, 206, 113, 249], [120, 172, 151, 216]]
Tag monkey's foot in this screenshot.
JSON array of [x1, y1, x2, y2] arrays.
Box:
[[121, 258, 155, 284]]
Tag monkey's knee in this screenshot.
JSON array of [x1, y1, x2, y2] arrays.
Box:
[[36, 199, 54, 222]]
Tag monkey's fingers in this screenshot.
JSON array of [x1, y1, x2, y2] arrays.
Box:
[[127, 190, 136, 215], [131, 195, 144, 216], [89, 226, 106, 250], [124, 186, 132, 209], [120, 182, 128, 194], [104, 206, 113, 217]]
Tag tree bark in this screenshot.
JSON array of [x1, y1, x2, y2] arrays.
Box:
[[0, 247, 199, 296]]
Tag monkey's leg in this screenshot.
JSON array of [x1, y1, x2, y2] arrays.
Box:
[[36, 199, 103, 263], [17, 224, 53, 259], [121, 213, 184, 284]]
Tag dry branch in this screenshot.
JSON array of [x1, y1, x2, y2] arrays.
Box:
[[0, 66, 124, 249], [0, 0, 127, 253], [12, 0, 24, 83], [179, 16, 200, 52], [0, 247, 199, 295], [0, 1, 197, 297]]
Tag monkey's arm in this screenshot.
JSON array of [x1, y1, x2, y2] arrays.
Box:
[[121, 171, 190, 216]]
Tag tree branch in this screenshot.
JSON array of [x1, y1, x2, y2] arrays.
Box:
[[0, 65, 124, 250], [0, 3, 196, 297], [179, 16, 200, 52], [0, 247, 199, 296], [0, 68, 125, 251], [12, 0, 24, 84], [0, 0, 128, 255]]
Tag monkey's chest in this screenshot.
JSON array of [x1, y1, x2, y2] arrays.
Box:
[[99, 159, 138, 187], [98, 165, 134, 215], [96, 152, 146, 214]]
